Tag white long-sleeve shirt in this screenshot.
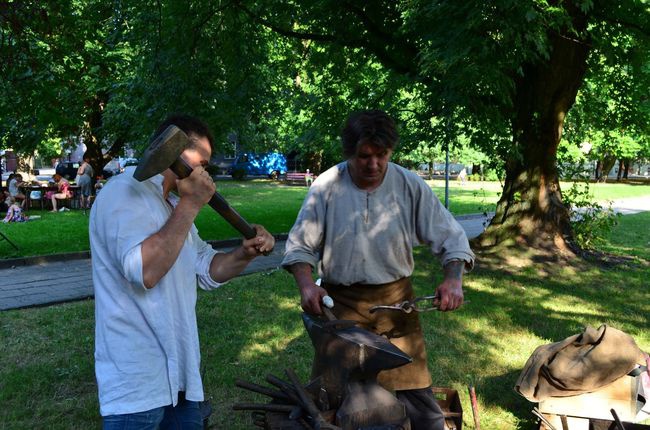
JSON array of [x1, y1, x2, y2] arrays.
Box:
[[89, 167, 223, 416], [282, 162, 475, 285]]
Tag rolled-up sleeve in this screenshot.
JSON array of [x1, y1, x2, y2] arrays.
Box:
[[416, 182, 475, 271], [191, 228, 224, 291], [281, 187, 326, 271], [122, 244, 144, 287], [99, 181, 160, 290]]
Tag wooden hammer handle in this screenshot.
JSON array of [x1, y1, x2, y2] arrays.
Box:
[[170, 158, 257, 240]]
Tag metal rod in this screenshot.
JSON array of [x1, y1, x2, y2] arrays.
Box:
[[235, 379, 290, 401], [468, 385, 481, 430], [265, 374, 302, 406], [285, 368, 339, 429], [284, 368, 321, 418], [266, 374, 296, 394], [610, 408, 627, 430], [531, 407, 557, 430], [232, 403, 295, 412]]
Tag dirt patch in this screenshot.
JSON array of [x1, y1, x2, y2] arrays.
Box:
[[472, 234, 648, 276]]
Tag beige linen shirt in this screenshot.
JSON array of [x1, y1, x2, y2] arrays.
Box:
[[282, 162, 475, 285]]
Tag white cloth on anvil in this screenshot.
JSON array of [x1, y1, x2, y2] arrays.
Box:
[[90, 167, 224, 416]]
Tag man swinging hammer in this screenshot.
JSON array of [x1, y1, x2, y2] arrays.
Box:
[[90, 114, 275, 429]]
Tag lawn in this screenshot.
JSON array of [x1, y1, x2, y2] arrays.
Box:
[[2, 179, 649, 259], [1, 211, 648, 429]]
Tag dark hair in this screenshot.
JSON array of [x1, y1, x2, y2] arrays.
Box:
[[341, 110, 398, 158], [153, 114, 214, 149]]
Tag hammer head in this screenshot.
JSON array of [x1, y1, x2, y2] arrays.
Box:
[[133, 125, 189, 182]]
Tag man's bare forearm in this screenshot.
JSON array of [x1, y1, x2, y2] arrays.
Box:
[[208, 247, 255, 282], [141, 200, 201, 289], [290, 263, 315, 291], [443, 259, 465, 282]]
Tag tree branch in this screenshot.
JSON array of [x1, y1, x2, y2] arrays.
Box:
[[235, 2, 337, 43], [235, 1, 422, 79]]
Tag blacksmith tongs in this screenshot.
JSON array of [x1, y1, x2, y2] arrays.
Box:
[[369, 295, 469, 314]]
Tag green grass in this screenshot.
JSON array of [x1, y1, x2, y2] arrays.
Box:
[[1, 212, 649, 429], [1, 179, 649, 259], [577, 182, 650, 201]]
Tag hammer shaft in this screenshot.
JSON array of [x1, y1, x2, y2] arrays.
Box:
[[170, 158, 257, 239]]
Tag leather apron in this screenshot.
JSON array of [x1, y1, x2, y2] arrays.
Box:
[[322, 277, 432, 391]]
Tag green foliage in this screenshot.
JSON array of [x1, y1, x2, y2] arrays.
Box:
[[1, 0, 649, 247], [36, 135, 66, 164], [563, 182, 620, 250], [0, 1, 135, 153], [557, 139, 591, 179], [563, 12, 650, 171], [483, 169, 501, 182]]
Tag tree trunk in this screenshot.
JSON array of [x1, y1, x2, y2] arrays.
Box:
[[617, 159, 624, 181], [81, 93, 125, 179], [623, 159, 630, 179], [477, 19, 590, 252], [595, 160, 602, 180], [598, 156, 617, 182]]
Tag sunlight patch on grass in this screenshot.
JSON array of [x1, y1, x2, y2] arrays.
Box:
[[275, 296, 302, 311], [240, 326, 305, 359]]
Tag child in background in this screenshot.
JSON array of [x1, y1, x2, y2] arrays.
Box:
[[94, 175, 105, 194], [3, 196, 29, 223]]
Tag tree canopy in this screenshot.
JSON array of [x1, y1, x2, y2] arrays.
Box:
[[1, 0, 648, 253], [227, 0, 649, 252]]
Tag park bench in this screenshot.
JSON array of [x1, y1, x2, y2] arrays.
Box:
[[284, 172, 316, 186]]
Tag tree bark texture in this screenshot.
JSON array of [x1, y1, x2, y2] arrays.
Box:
[[598, 156, 617, 182], [478, 18, 590, 250], [617, 159, 624, 180], [81, 92, 125, 179]]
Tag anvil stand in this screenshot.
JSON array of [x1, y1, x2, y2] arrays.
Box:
[[302, 313, 413, 429], [233, 312, 414, 429]]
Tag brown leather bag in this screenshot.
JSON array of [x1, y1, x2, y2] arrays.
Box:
[[515, 324, 646, 402]]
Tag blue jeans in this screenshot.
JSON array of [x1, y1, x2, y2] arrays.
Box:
[[103, 394, 203, 430]]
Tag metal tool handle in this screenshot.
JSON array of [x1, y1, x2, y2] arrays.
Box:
[[207, 194, 256, 239], [611, 409, 627, 430], [169, 158, 257, 239]]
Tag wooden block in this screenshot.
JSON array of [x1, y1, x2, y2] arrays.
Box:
[[431, 387, 463, 430], [538, 374, 640, 421]]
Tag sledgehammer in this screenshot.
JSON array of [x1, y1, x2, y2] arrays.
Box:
[[134, 125, 262, 243]]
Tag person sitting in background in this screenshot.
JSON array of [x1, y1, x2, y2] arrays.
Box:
[[2, 173, 13, 203], [46, 174, 72, 212], [3, 196, 29, 223], [8, 173, 26, 208]]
